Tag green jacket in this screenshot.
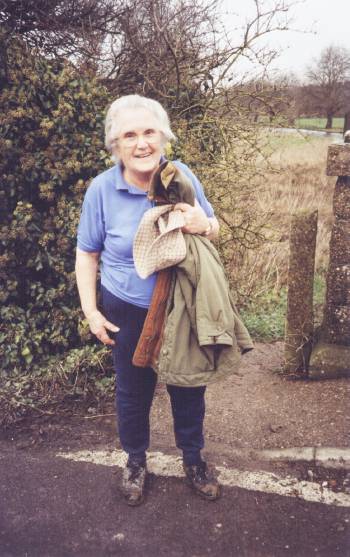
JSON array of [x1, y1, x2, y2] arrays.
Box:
[[153, 233, 254, 386]]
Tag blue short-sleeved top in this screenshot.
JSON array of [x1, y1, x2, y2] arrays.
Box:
[[77, 160, 214, 308]]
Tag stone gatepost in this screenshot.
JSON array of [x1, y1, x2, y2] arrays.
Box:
[[284, 211, 318, 373], [309, 141, 350, 378]]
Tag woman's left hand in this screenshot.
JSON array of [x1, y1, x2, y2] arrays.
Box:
[[174, 201, 210, 235]]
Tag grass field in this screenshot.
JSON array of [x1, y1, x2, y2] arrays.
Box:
[[234, 131, 334, 340], [295, 117, 344, 132]]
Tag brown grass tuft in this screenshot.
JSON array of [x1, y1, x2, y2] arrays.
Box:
[[230, 134, 336, 301]]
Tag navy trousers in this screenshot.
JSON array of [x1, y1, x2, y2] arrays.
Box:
[[101, 286, 206, 466]]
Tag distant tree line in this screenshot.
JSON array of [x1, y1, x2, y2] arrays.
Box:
[[236, 46, 350, 131], [281, 46, 350, 130]]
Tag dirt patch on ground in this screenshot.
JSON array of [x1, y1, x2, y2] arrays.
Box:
[[151, 341, 350, 453], [2, 342, 349, 456]]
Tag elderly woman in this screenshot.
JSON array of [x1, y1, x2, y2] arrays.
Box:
[[75, 94, 220, 506]]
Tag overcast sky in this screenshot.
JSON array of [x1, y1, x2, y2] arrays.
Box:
[[220, 0, 350, 80]]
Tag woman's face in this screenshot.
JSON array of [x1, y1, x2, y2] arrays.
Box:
[[112, 108, 164, 178]]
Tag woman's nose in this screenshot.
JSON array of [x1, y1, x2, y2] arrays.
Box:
[[135, 134, 148, 148]]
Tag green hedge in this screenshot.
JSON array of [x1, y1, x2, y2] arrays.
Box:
[[0, 33, 111, 373]]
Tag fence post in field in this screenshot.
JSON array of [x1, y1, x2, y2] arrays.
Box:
[[343, 111, 350, 135], [309, 140, 350, 378], [284, 211, 318, 373]]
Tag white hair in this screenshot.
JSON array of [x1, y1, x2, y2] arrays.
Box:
[[104, 94, 176, 153]]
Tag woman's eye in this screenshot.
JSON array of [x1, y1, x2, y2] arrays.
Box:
[[145, 129, 155, 136], [124, 132, 136, 139]]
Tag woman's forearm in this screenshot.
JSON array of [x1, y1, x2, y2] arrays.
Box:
[[75, 248, 119, 345], [75, 248, 100, 319]]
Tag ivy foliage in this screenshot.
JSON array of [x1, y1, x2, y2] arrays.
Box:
[[0, 33, 111, 373]]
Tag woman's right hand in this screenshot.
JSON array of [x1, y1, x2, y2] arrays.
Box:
[[86, 309, 120, 346]]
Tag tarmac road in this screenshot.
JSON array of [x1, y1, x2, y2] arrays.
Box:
[[1, 441, 349, 557], [1, 343, 349, 557]]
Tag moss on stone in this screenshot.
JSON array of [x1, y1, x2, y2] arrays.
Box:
[[309, 342, 350, 379]]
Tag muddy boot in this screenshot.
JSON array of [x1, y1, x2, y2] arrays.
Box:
[[121, 461, 147, 506], [183, 461, 221, 500]]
